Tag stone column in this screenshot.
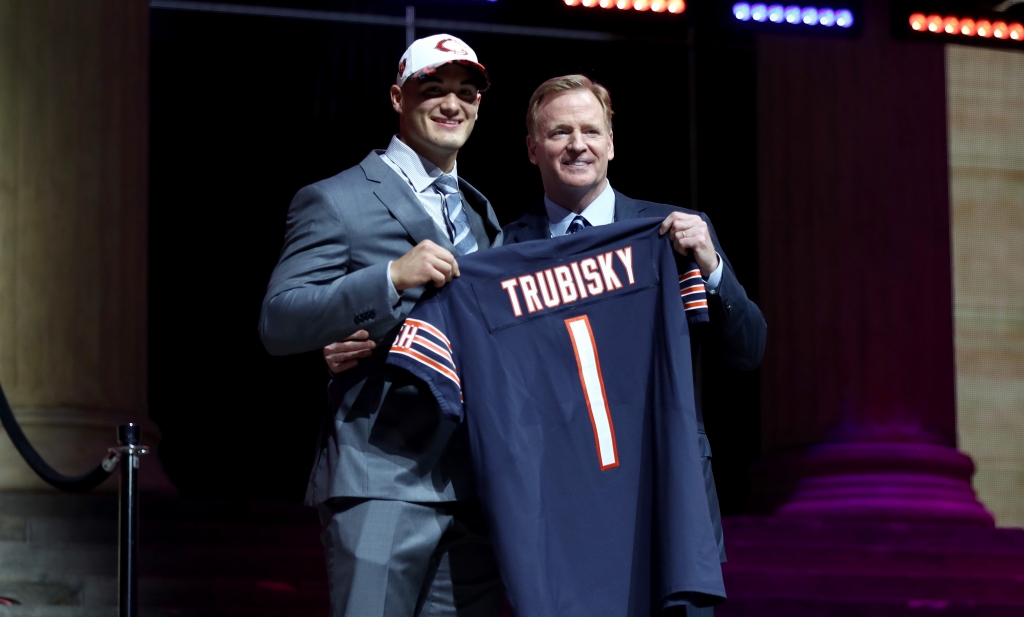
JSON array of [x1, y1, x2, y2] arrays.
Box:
[[751, 0, 990, 524], [0, 1, 173, 493]]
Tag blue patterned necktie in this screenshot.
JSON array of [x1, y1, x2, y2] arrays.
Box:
[[434, 174, 479, 256], [565, 215, 591, 235]]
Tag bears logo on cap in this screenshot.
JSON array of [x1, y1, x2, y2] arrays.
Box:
[[398, 58, 407, 78], [435, 38, 469, 55]]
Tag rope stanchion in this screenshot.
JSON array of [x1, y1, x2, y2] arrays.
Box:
[[0, 380, 149, 616]]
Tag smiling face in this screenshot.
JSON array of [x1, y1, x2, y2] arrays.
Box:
[[391, 63, 481, 173], [527, 89, 614, 213]]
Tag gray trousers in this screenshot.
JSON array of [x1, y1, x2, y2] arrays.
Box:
[[318, 498, 505, 617]]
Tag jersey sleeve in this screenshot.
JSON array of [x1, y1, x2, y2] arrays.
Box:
[[385, 293, 465, 421], [676, 253, 710, 325]]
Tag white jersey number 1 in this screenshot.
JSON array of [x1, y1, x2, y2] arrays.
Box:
[[564, 315, 619, 470]]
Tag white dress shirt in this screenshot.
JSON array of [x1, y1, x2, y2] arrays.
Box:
[[543, 181, 723, 289], [379, 136, 474, 304]]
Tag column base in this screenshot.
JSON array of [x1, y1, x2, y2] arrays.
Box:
[[750, 442, 993, 525], [0, 407, 177, 495]]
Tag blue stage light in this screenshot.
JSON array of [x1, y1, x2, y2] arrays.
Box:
[[732, 2, 855, 29], [733, 2, 752, 20]]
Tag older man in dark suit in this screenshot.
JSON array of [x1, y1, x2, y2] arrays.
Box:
[[501, 74, 767, 616], [260, 35, 505, 617]]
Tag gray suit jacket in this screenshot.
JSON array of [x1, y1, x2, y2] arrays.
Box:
[[260, 151, 502, 505], [502, 191, 767, 561]]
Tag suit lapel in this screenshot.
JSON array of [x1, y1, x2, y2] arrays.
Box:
[[514, 200, 551, 242], [361, 152, 455, 252], [459, 178, 502, 249], [613, 190, 647, 222]]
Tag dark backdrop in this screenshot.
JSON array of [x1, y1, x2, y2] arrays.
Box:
[[149, 0, 760, 510]]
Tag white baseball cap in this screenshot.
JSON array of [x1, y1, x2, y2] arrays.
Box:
[[396, 34, 490, 92]]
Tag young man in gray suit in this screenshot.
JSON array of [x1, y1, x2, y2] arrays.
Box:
[[260, 34, 505, 617], [500, 75, 767, 616]]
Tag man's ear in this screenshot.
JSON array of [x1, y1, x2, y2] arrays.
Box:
[[474, 92, 482, 120], [390, 84, 403, 114], [526, 134, 538, 165], [607, 131, 614, 162]]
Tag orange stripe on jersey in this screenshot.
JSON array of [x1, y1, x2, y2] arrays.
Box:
[[406, 319, 452, 351], [678, 271, 702, 283], [413, 335, 455, 367], [684, 300, 709, 310], [390, 348, 461, 388], [679, 285, 705, 296]]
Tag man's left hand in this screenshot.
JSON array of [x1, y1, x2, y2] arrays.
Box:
[[659, 212, 719, 278]]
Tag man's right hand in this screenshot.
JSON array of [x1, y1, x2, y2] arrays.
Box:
[[390, 240, 460, 291], [324, 330, 376, 374]]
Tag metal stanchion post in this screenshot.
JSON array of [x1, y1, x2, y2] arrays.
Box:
[[112, 423, 148, 617]]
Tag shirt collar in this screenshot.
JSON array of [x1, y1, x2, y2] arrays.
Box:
[[544, 182, 616, 237], [382, 135, 458, 193]]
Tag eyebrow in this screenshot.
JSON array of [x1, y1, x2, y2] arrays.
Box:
[[419, 76, 478, 88]]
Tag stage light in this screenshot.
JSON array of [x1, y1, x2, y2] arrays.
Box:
[[600, 0, 615, 8], [565, 0, 582, 5], [960, 18, 975, 35], [976, 19, 992, 37], [650, 0, 666, 11], [668, 0, 685, 13], [909, 12, 926, 30], [1011, 23, 1023, 40], [943, 16, 959, 34], [927, 14, 942, 32], [617, 0, 633, 7], [634, 0, 650, 10], [582, 0, 598, 6], [733, 3, 854, 29], [993, 21, 1007, 38]]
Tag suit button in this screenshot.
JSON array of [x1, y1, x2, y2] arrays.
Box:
[[709, 289, 718, 296]]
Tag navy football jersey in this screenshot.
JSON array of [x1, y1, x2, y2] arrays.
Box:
[[386, 219, 725, 616]]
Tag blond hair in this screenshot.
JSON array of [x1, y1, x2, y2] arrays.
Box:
[[525, 74, 614, 137]]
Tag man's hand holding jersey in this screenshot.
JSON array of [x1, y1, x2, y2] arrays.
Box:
[[659, 211, 720, 278]]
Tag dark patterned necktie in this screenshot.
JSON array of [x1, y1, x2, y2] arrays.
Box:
[[434, 174, 478, 255], [565, 215, 591, 235]]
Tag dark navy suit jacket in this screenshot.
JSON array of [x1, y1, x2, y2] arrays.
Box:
[[501, 190, 767, 560]]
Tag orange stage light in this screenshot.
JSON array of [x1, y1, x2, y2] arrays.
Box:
[[617, 0, 634, 8], [976, 19, 992, 37], [992, 21, 1007, 38], [634, 0, 650, 10], [960, 18, 976, 35], [651, 0, 667, 11], [926, 14, 943, 32], [943, 17, 959, 34], [564, 0, 582, 5], [667, 0, 685, 13], [909, 13, 926, 31], [1011, 23, 1024, 40]]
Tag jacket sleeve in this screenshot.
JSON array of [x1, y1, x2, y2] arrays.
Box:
[[259, 183, 404, 356], [703, 213, 767, 371]]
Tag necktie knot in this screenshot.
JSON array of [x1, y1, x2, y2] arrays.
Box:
[[434, 174, 460, 196], [566, 215, 591, 235]]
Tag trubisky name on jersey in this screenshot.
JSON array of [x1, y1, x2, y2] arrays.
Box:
[[499, 247, 635, 318]]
